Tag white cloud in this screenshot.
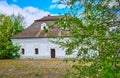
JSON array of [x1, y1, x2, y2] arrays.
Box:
[[50, 0, 67, 9], [0, 1, 51, 27], [52, 0, 59, 3], [49, 4, 67, 9], [13, 0, 17, 2], [57, 4, 67, 9], [49, 4, 57, 9]]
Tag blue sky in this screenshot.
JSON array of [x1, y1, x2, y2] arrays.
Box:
[[7, 0, 68, 14], [0, 0, 68, 27]]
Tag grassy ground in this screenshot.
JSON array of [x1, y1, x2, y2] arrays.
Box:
[[0, 59, 75, 78]]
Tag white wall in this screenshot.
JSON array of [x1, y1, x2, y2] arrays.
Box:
[[11, 38, 76, 59]]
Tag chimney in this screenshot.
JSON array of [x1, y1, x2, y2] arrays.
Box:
[[48, 14, 51, 16]]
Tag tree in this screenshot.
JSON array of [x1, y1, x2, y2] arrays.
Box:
[[0, 14, 24, 59], [51, 0, 120, 77]]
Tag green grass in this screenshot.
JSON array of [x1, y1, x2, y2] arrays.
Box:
[[0, 59, 75, 78]]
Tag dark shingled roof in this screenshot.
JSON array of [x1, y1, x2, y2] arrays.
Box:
[[11, 15, 67, 39]]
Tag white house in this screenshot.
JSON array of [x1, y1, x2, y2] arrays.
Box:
[[11, 15, 76, 59]]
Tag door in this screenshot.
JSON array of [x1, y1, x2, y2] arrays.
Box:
[[51, 49, 55, 58]]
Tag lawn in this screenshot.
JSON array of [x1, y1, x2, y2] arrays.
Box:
[[0, 59, 75, 78]]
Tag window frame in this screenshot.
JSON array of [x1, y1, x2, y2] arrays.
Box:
[[21, 48, 25, 54], [35, 48, 39, 54]]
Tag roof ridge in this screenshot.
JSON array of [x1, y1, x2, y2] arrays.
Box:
[[34, 16, 63, 22]]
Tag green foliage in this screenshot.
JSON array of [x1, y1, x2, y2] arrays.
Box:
[[52, 0, 120, 77], [0, 14, 24, 59], [0, 41, 20, 59]]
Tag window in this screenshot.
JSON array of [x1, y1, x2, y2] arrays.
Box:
[[43, 26, 46, 29], [41, 23, 46, 27], [35, 48, 39, 54], [51, 49, 55, 58], [21, 48, 25, 54], [41, 23, 47, 30]]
